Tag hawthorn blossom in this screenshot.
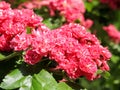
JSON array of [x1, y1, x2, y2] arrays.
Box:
[[24, 49, 43, 65], [18, 0, 93, 29], [10, 31, 32, 51], [48, 0, 85, 21], [103, 24, 120, 43], [0, 1, 10, 10], [48, 23, 111, 80], [18, 0, 50, 9], [48, 0, 93, 28], [0, 34, 11, 51], [0, 1, 43, 51], [0, 1, 111, 81], [20, 23, 111, 80]]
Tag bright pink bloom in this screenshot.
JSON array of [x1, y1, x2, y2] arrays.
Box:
[[103, 24, 120, 43], [24, 49, 42, 65], [18, 0, 50, 9], [48, 23, 111, 80], [13, 23, 111, 80], [10, 32, 32, 51], [82, 19, 94, 29], [0, 34, 11, 51], [0, 1, 43, 51], [18, 0, 93, 29], [48, 0, 85, 22], [47, 0, 93, 28], [0, 1, 10, 10]]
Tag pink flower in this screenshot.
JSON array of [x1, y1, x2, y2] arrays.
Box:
[[10, 32, 32, 51], [24, 49, 42, 65], [0, 1, 43, 51], [47, 23, 111, 80], [0, 1, 10, 10], [18, 0, 50, 9], [100, 61, 110, 71], [48, 0, 85, 22], [103, 24, 120, 43], [10, 21, 111, 80], [47, 0, 93, 28], [31, 27, 51, 56], [0, 34, 11, 51], [82, 19, 94, 29]]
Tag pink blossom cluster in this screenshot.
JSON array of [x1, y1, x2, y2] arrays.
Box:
[[48, 23, 111, 80], [48, 0, 93, 28], [100, 0, 120, 10], [0, 1, 43, 51], [0, 1, 111, 80], [12, 22, 111, 80], [18, 0, 50, 9], [103, 24, 120, 43], [18, 0, 93, 29]]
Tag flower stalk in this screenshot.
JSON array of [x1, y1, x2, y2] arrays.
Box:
[[0, 52, 22, 61]]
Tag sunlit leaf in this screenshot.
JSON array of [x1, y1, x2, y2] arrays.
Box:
[[56, 82, 72, 90], [19, 76, 32, 90], [34, 69, 57, 89], [102, 71, 111, 79], [0, 69, 24, 89]]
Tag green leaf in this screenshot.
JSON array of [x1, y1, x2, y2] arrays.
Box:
[[56, 82, 72, 90], [85, 0, 99, 12], [0, 69, 73, 90], [102, 71, 111, 79], [19, 76, 32, 90], [0, 53, 6, 61], [96, 69, 103, 74], [31, 78, 43, 90], [111, 54, 120, 64], [34, 69, 57, 90], [26, 27, 32, 34], [80, 89, 87, 90], [85, 2, 94, 12], [0, 69, 24, 89], [42, 17, 63, 29]]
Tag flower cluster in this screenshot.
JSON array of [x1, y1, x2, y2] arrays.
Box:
[[0, 1, 42, 51], [0, 1, 111, 80], [12, 22, 111, 80], [18, 0, 50, 9], [48, 23, 111, 80], [103, 24, 120, 43], [48, 0, 93, 28], [18, 0, 93, 29], [100, 0, 120, 10]]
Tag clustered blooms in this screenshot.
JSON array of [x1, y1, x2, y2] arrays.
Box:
[[0, 1, 111, 80], [103, 24, 120, 43], [47, 23, 111, 80], [100, 0, 120, 10], [18, 0, 50, 9], [11, 22, 111, 80], [0, 1, 42, 51], [48, 0, 93, 28], [18, 0, 93, 29]]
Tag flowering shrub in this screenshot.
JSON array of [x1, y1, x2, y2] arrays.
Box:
[[0, 0, 120, 90]]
